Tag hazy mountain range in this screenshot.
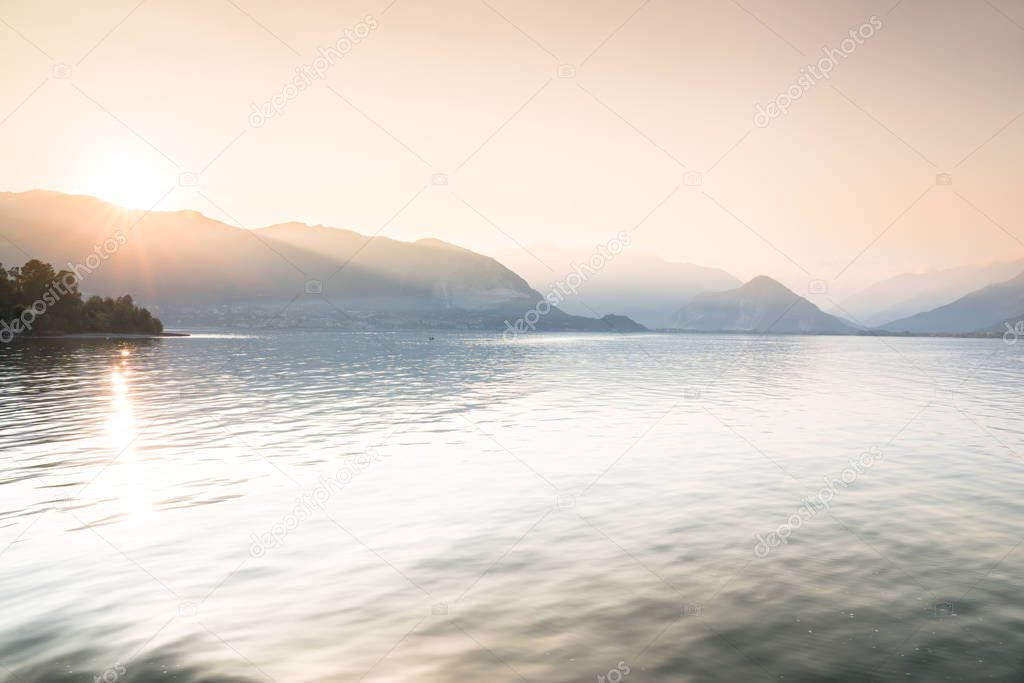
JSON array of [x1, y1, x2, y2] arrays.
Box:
[[668, 276, 856, 334], [0, 190, 527, 309], [0, 190, 641, 332], [494, 247, 741, 328], [1, 189, 1022, 336], [837, 260, 1024, 328], [880, 271, 1024, 334]]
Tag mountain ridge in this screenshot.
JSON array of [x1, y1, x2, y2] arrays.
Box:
[[668, 276, 856, 334], [8, 189, 1024, 337], [880, 270, 1024, 334], [492, 246, 741, 328], [0, 190, 644, 332], [839, 259, 1024, 327]]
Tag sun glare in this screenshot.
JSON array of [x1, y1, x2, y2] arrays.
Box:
[[74, 148, 175, 210], [103, 362, 155, 525]]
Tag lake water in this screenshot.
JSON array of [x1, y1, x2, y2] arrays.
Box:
[[1, 331, 1022, 682]]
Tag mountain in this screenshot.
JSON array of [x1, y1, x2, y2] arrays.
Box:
[[668, 276, 856, 333], [595, 314, 646, 332], [492, 247, 741, 328], [0, 190, 644, 332], [0, 190, 536, 309], [838, 260, 1024, 327], [880, 271, 1024, 334]]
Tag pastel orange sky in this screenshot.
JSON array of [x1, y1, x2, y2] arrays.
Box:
[[1, 0, 1022, 297]]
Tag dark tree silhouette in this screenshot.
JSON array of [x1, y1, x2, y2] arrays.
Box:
[[0, 259, 163, 339]]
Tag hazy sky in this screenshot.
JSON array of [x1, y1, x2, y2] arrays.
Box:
[[1, 0, 1022, 296]]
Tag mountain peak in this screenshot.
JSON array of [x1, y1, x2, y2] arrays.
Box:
[[669, 276, 853, 333], [742, 275, 793, 296]]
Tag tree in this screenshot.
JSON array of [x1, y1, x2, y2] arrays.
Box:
[[0, 259, 162, 338]]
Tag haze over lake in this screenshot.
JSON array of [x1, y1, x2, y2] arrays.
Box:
[[2, 331, 1022, 682]]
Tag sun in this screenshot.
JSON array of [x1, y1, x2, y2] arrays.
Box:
[[73, 146, 177, 210]]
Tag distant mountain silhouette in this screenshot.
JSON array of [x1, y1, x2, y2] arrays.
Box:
[[880, 270, 1024, 334], [595, 314, 646, 332], [840, 260, 1024, 327], [0, 190, 644, 332], [493, 247, 741, 328], [668, 276, 856, 333]]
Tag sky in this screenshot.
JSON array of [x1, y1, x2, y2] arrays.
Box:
[[1, 0, 1022, 298]]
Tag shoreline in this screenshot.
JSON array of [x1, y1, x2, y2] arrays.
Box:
[[12, 329, 1009, 341], [28, 331, 190, 339]]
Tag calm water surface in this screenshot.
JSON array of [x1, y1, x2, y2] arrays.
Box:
[[1, 332, 1022, 682]]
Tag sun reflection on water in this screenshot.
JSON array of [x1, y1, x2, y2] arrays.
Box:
[[101, 352, 154, 524]]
